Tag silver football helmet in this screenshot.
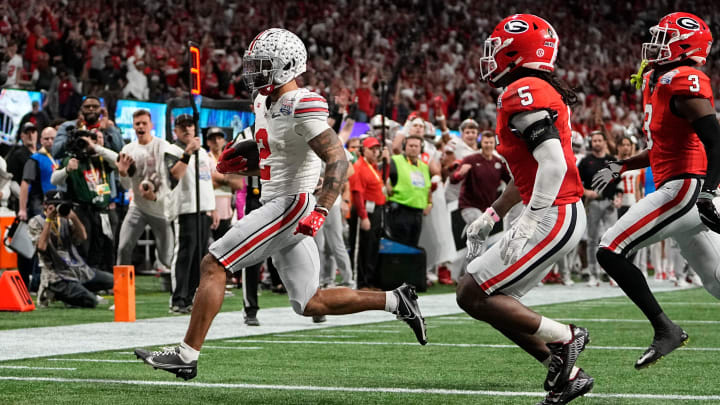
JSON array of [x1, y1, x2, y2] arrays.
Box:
[[243, 28, 307, 95]]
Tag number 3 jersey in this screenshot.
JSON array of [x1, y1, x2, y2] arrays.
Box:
[[495, 77, 583, 205], [642, 66, 713, 188], [253, 88, 329, 203]]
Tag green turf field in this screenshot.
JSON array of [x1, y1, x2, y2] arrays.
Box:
[[1, 279, 719, 404]]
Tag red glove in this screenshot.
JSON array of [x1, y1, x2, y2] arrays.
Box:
[[216, 139, 259, 174], [294, 207, 327, 236]]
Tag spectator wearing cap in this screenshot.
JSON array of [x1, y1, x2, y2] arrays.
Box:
[[18, 101, 50, 134], [206, 127, 244, 240], [28, 190, 114, 308], [348, 136, 387, 288], [164, 114, 217, 314], [386, 134, 432, 247], [53, 96, 123, 159], [115, 110, 175, 275], [50, 127, 119, 274]]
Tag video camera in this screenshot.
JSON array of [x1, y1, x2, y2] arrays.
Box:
[[65, 127, 98, 159]]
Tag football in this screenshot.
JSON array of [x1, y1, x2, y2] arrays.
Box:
[[216, 138, 260, 174]]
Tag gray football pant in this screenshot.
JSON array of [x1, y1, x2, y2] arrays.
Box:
[[315, 202, 353, 285], [586, 199, 616, 277], [116, 205, 174, 268]]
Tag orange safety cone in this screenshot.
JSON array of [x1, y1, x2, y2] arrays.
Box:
[[0, 208, 18, 269], [113, 265, 135, 322], [0, 270, 35, 311]]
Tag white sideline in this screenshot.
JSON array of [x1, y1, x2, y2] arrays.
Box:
[[0, 283, 697, 361], [0, 376, 718, 401], [223, 339, 720, 351]]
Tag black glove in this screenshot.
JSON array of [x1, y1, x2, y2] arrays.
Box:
[[696, 189, 720, 234]]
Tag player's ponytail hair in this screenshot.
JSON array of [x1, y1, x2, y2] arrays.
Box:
[[528, 70, 579, 107]]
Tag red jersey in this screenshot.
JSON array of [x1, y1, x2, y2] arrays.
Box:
[[642, 66, 712, 187], [495, 77, 583, 205]]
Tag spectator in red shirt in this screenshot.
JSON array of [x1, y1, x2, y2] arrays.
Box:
[[354, 65, 377, 123], [451, 130, 511, 226], [348, 136, 387, 289]]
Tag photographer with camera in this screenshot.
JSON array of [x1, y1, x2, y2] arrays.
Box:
[[50, 128, 118, 273], [52, 96, 123, 159], [28, 191, 114, 308]]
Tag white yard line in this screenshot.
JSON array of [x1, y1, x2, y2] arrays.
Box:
[[47, 358, 139, 363], [0, 376, 717, 401], [0, 365, 75, 371], [0, 283, 698, 361], [225, 339, 720, 351]]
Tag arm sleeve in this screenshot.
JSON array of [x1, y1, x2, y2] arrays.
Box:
[[388, 159, 398, 186], [525, 138, 568, 222], [52, 124, 69, 158], [692, 114, 720, 190], [22, 159, 38, 183], [51, 167, 69, 186], [93, 145, 119, 167], [509, 109, 560, 152], [351, 190, 368, 219]]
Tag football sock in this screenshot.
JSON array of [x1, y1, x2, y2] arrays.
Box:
[[597, 248, 664, 321], [385, 291, 399, 313], [179, 341, 199, 363], [533, 316, 572, 344]]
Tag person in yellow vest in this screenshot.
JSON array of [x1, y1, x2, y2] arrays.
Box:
[[385, 134, 432, 246]]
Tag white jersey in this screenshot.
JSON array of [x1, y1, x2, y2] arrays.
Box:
[[253, 88, 329, 203], [617, 169, 641, 207]]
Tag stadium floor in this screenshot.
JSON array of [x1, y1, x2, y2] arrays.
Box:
[[1, 282, 692, 361]]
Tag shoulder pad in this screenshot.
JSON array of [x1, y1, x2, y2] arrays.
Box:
[[294, 91, 329, 119], [661, 67, 712, 99]]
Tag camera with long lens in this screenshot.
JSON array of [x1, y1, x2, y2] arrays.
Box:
[[65, 128, 97, 159], [55, 202, 73, 217], [44, 191, 74, 217]]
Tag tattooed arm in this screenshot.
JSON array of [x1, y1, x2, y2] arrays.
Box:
[[308, 128, 350, 210]]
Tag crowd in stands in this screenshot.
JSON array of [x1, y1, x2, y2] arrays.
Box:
[[3, 0, 720, 139], [0, 0, 717, 312]]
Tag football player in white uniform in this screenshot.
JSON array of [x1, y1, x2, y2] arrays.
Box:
[[135, 28, 427, 380]]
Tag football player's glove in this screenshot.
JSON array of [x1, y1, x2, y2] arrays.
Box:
[[294, 207, 327, 237], [591, 161, 624, 194], [499, 214, 537, 265], [466, 207, 500, 262], [696, 190, 720, 234], [216, 139, 259, 174]]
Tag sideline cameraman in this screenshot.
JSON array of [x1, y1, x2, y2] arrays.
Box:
[[52, 96, 123, 158], [51, 129, 118, 273], [28, 191, 113, 308]]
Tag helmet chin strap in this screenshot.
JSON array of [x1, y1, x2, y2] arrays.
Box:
[[258, 85, 275, 96]]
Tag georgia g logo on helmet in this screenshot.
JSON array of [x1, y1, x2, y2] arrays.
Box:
[[504, 20, 529, 34], [676, 16, 700, 30]]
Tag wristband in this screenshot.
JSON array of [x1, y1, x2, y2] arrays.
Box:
[[180, 153, 191, 164], [314, 206, 329, 216], [485, 207, 500, 223]]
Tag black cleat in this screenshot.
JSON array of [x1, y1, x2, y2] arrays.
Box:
[[312, 315, 327, 323], [244, 315, 260, 326], [392, 283, 427, 345], [635, 328, 689, 369], [537, 368, 594, 405], [135, 346, 197, 380], [545, 325, 590, 391]]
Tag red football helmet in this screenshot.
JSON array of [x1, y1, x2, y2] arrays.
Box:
[[480, 14, 559, 87], [642, 12, 713, 66]]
